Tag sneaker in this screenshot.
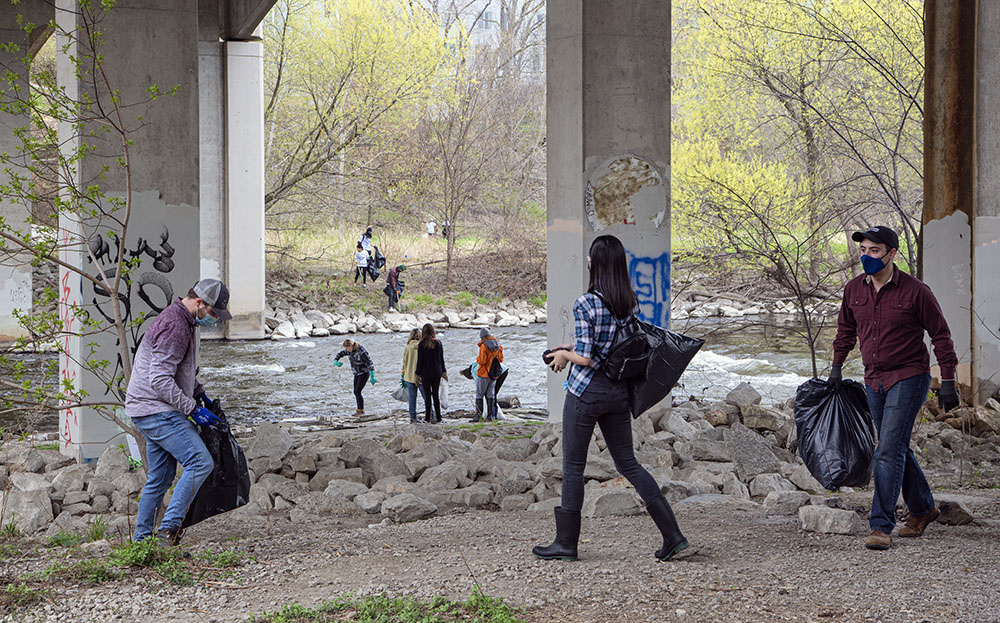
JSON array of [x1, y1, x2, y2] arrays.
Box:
[[155, 525, 183, 547], [354, 409, 365, 416], [898, 507, 940, 537], [864, 529, 892, 550]]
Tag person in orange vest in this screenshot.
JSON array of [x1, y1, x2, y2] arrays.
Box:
[[474, 327, 503, 422]]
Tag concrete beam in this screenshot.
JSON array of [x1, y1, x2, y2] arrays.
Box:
[[226, 0, 276, 41]]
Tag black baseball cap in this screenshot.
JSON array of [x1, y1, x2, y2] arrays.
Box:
[[193, 278, 232, 320], [851, 226, 899, 250]]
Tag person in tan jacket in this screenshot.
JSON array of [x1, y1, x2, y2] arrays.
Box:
[[401, 328, 423, 423]]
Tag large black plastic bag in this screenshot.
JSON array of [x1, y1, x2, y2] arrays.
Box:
[[627, 321, 705, 418], [182, 398, 251, 529], [794, 378, 876, 491]]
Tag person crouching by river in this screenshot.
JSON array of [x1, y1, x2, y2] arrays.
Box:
[[415, 323, 447, 423], [401, 328, 424, 423], [335, 339, 375, 415], [533, 234, 688, 562]]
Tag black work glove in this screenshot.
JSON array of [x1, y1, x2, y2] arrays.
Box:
[[828, 364, 843, 391], [938, 380, 959, 413]]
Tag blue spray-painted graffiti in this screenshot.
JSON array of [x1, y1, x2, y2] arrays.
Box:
[[627, 251, 670, 327]]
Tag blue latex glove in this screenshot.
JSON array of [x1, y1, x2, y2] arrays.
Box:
[[333, 360, 343, 367], [369, 370, 377, 385], [190, 406, 220, 426]]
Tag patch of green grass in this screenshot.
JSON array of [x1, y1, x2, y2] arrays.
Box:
[[502, 434, 533, 440], [455, 291, 473, 307], [46, 531, 83, 548], [197, 548, 244, 568], [1, 518, 21, 540], [87, 516, 108, 542], [33, 442, 59, 451], [411, 293, 434, 305], [109, 538, 167, 568], [248, 588, 528, 623], [1, 582, 50, 610], [154, 558, 193, 586], [31, 559, 123, 585], [529, 294, 546, 308]]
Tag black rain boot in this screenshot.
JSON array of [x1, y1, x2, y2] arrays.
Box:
[[532, 507, 580, 561], [647, 496, 689, 561], [471, 397, 483, 422], [486, 397, 497, 421]]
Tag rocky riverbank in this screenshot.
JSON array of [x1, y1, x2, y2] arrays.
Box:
[[4, 381, 998, 541]]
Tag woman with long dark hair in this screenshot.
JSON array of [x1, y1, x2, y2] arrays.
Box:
[[335, 339, 375, 416], [401, 328, 424, 423], [415, 323, 447, 423], [533, 234, 688, 562]]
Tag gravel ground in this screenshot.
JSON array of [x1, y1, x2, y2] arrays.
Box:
[[7, 488, 1000, 623]]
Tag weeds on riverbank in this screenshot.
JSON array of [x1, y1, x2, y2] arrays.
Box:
[[248, 588, 529, 623]]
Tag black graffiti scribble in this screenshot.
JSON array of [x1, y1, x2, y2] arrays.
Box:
[[85, 227, 175, 398]]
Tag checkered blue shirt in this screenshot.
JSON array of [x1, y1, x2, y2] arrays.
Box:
[[566, 292, 619, 397]]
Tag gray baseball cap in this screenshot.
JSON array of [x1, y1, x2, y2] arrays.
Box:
[[193, 278, 232, 320], [480, 327, 491, 339]]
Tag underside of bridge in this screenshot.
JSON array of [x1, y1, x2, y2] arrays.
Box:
[[0, 0, 997, 459]]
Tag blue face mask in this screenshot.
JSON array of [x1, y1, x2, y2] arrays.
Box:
[[860, 253, 888, 275], [196, 315, 218, 328]]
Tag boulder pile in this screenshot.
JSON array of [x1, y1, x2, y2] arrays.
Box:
[[3, 381, 997, 538]]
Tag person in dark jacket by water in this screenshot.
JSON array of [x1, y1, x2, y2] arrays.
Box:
[[415, 323, 446, 423], [386, 265, 405, 311], [335, 339, 375, 415], [534, 235, 688, 562]]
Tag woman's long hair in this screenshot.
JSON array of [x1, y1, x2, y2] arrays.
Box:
[[342, 339, 357, 350], [587, 234, 638, 319], [408, 328, 421, 343], [420, 323, 437, 348]]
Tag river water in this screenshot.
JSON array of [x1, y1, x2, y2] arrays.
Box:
[[5, 317, 862, 431], [197, 317, 861, 425]]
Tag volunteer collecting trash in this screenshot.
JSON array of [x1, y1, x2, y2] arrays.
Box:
[[401, 328, 424, 423], [830, 226, 959, 551], [335, 339, 376, 416], [462, 358, 509, 422], [125, 279, 232, 546], [354, 242, 370, 287], [534, 235, 688, 562], [415, 323, 447, 424], [471, 328, 503, 422]]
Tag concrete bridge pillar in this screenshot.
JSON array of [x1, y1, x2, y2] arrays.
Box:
[[925, 0, 1000, 402], [56, 0, 202, 459], [0, 4, 50, 343], [545, 0, 671, 417]]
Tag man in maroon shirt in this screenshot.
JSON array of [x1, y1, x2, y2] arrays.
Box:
[[830, 225, 960, 551]]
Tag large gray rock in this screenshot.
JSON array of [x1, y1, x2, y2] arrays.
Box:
[[289, 453, 318, 475], [245, 422, 295, 461], [94, 446, 130, 481], [722, 472, 751, 499], [359, 449, 412, 486], [581, 487, 643, 518], [584, 456, 618, 482], [271, 320, 296, 339], [687, 439, 732, 462], [741, 405, 789, 432], [725, 382, 762, 408], [428, 485, 494, 511], [304, 310, 331, 330], [663, 412, 698, 441], [381, 493, 437, 522], [86, 476, 114, 499], [749, 473, 796, 497], [725, 423, 781, 482], [309, 467, 363, 491], [416, 460, 469, 491], [937, 497, 975, 526], [787, 464, 825, 492], [402, 441, 451, 478], [20, 449, 47, 474], [798, 505, 862, 535], [496, 438, 539, 462], [763, 491, 811, 516], [500, 493, 534, 511], [354, 491, 386, 514], [0, 489, 53, 534], [11, 472, 52, 493], [50, 465, 90, 493], [493, 478, 533, 505], [323, 479, 370, 501]]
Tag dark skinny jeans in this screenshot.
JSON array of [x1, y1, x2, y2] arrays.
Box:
[[422, 375, 442, 421], [561, 373, 664, 512], [353, 372, 367, 410]]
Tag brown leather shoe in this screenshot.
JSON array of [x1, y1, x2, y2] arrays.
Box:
[[898, 507, 940, 538], [864, 529, 892, 550]]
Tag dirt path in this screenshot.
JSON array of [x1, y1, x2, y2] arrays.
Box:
[[16, 491, 1000, 623]]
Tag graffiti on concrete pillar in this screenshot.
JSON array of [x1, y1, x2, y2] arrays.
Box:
[[84, 227, 176, 397], [627, 251, 670, 327]]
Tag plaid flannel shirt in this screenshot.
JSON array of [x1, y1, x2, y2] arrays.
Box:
[[566, 291, 618, 397]]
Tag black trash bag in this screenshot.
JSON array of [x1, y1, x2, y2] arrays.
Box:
[[182, 397, 251, 529], [627, 321, 705, 418], [373, 246, 386, 270], [367, 264, 380, 281], [793, 378, 876, 491]]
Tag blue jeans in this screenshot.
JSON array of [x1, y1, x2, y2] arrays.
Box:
[[133, 410, 214, 540], [405, 381, 424, 421], [560, 374, 664, 512], [865, 374, 934, 533]]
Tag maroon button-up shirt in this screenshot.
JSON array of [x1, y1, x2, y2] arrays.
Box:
[[833, 266, 957, 391]]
